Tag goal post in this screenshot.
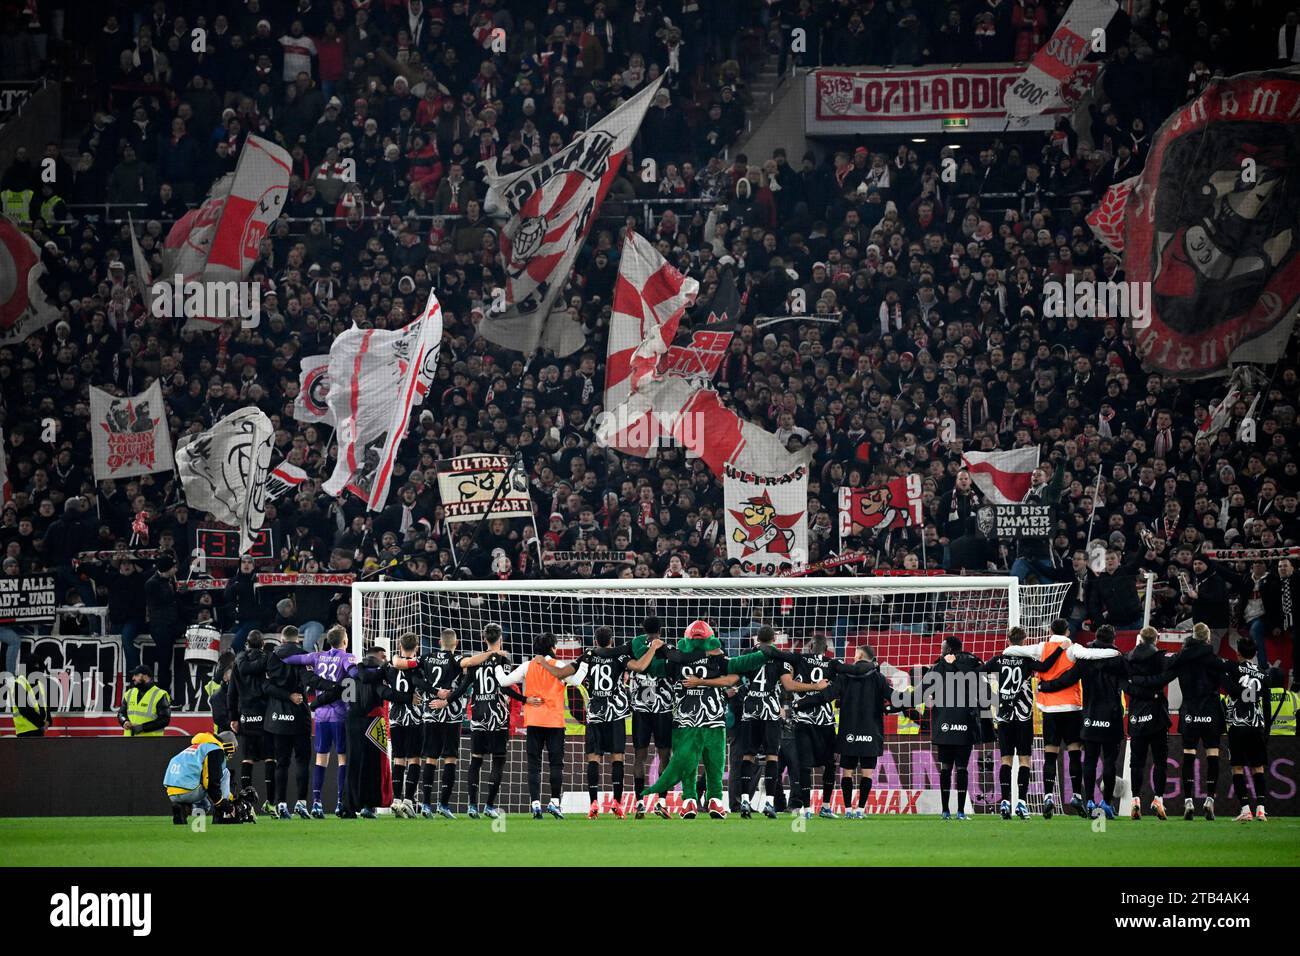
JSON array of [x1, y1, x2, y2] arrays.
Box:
[[353, 575, 1070, 814]]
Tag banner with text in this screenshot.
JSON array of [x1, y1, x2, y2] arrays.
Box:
[[725, 463, 809, 575], [436, 454, 534, 524]]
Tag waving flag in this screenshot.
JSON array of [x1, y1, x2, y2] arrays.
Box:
[[1123, 69, 1300, 378], [293, 354, 333, 424], [1005, 0, 1116, 121], [0, 215, 60, 346], [265, 461, 309, 501], [90, 381, 175, 480], [961, 447, 1040, 504], [323, 290, 443, 510], [838, 476, 924, 539], [604, 230, 699, 412], [162, 134, 292, 331], [127, 213, 151, 288], [659, 265, 740, 381], [479, 75, 664, 356], [176, 407, 274, 555], [596, 375, 811, 477]]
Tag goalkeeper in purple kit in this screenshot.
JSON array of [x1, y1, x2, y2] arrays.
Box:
[[282, 625, 354, 818]]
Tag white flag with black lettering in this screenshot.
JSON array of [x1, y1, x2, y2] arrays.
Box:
[[175, 406, 273, 555]]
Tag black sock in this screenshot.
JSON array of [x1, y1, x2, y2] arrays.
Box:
[[764, 761, 779, 804], [821, 767, 836, 803], [468, 756, 483, 807], [587, 761, 600, 803], [798, 767, 812, 808], [440, 763, 456, 807], [393, 764, 407, 801], [1249, 769, 1265, 811], [1017, 765, 1030, 803], [840, 775, 854, 810], [1067, 749, 1082, 797], [695, 773, 706, 803], [634, 775, 646, 799], [275, 760, 289, 805], [405, 764, 420, 803], [487, 755, 506, 806], [264, 760, 277, 805], [858, 774, 873, 807], [1042, 751, 1058, 800], [1102, 749, 1117, 805], [1233, 770, 1247, 807], [940, 764, 952, 813], [240, 762, 253, 791], [739, 759, 754, 800], [1206, 754, 1220, 795], [421, 764, 435, 806], [956, 767, 969, 813], [999, 764, 1012, 803], [1182, 752, 1196, 799], [612, 761, 624, 802]]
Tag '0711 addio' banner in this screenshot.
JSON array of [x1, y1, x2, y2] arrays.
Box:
[[1123, 68, 1300, 378], [725, 463, 809, 575]]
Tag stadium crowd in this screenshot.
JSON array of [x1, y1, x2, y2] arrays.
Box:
[[0, 0, 1297, 697]]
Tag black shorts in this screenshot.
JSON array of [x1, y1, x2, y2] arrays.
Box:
[[936, 743, 973, 766], [471, 728, 509, 756], [795, 723, 836, 767], [1042, 711, 1084, 747], [1180, 714, 1224, 751], [839, 754, 878, 771], [238, 731, 270, 762], [585, 720, 626, 755], [391, 724, 423, 760], [632, 711, 673, 750], [997, 720, 1034, 756], [422, 722, 461, 759], [740, 718, 782, 756], [1227, 727, 1267, 767], [271, 732, 311, 763]]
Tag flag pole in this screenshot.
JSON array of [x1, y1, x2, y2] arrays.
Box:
[[445, 518, 460, 570], [1084, 460, 1105, 545]]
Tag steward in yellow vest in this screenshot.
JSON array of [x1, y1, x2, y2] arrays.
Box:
[[1269, 686, 1298, 736], [118, 665, 172, 736], [10, 659, 49, 736]]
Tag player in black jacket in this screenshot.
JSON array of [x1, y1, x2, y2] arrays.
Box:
[[927, 639, 983, 820], [1123, 627, 1176, 820], [265, 626, 313, 820], [982, 627, 1064, 819], [1159, 622, 1231, 821], [229, 630, 275, 813], [1037, 625, 1125, 819], [790, 645, 892, 818]]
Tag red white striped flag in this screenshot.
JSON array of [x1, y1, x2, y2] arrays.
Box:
[[604, 230, 699, 413], [961, 447, 1040, 504]]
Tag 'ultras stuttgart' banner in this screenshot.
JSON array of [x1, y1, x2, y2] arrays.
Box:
[[90, 381, 175, 480], [725, 463, 809, 575], [1123, 68, 1300, 378], [436, 453, 534, 524]]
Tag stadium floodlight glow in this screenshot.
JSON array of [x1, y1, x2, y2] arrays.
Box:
[[354, 575, 1070, 814], [911, 137, 927, 143]]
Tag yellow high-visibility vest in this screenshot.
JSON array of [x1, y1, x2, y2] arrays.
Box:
[[10, 674, 46, 735], [1269, 688, 1297, 736], [0, 189, 33, 223], [38, 194, 64, 234], [123, 685, 169, 736]]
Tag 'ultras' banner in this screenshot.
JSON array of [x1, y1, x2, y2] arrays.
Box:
[[1004, 0, 1115, 120], [838, 475, 923, 539], [725, 463, 809, 575], [478, 75, 664, 356], [436, 453, 533, 524], [89, 381, 174, 480], [807, 65, 1069, 134], [1122, 68, 1300, 378], [161, 134, 291, 331]]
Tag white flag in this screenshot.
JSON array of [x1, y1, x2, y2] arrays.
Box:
[[128, 213, 151, 289], [0, 215, 61, 346], [724, 461, 810, 575], [90, 381, 175, 480], [266, 461, 309, 501], [323, 290, 444, 510], [478, 75, 665, 356], [175, 407, 273, 555], [0, 427, 10, 508], [293, 353, 333, 424], [1005, 0, 1117, 120], [961, 447, 1041, 504]]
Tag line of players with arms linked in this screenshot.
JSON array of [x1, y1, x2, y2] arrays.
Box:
[[207, 613, 1281, 823]]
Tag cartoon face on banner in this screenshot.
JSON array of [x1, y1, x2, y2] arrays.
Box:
[[729, 490, 803, 558]]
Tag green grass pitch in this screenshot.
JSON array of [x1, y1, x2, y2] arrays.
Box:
[[1, 814, 1297, 866]]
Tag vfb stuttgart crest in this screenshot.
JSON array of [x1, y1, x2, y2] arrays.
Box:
[[730, 490, 803, 557], [820, 75, 855, 116]]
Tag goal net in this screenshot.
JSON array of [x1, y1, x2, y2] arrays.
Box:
[[353, 576, 1069, 815]]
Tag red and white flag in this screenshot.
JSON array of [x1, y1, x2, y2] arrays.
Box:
[[323, 290, 443, 510], [1005, 0, 1116, 121], [961, 447, 1040, 503], [292, 353, 333, 424], [162, 134, 292, 331], [596, 375, 810, 477], [266, 461, 309, 501], [0, 215, 60, 346], [604, 230, 699, 412], [89, 381, 175, 480], [478, 75, 664, 356]]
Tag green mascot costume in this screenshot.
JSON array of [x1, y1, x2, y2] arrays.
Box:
[[631, 620, 769, 818]]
